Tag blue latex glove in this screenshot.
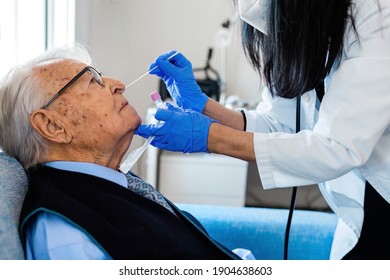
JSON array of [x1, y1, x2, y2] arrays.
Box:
[[149, 51, 208, 113], [135, 103, 216, 153]]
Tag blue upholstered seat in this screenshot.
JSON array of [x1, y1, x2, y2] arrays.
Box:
[[179, 203, 338, 260], [0, 152, 28, 260]]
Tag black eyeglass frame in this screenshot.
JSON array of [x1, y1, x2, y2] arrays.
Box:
[[40, 66, 104, 109]]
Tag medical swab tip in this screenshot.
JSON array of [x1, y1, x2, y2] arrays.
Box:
[[150, 91, 161, 102]]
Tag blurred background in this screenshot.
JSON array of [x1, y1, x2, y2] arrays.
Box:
[[0, 0, 328, 211]]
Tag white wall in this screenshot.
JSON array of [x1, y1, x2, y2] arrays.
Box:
[[75, 0, 262, 174]]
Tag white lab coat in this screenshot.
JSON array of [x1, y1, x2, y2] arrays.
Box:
[[242, 0, 390, 259]]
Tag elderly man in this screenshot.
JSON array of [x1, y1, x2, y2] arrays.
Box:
[[0, 46, 245, 260]]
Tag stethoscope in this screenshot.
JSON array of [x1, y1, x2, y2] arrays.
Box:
[[283, 95, 301, 260], [284, 84, 324, 260]]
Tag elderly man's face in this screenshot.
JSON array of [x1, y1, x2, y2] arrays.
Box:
[[34, 59, 142, 166]]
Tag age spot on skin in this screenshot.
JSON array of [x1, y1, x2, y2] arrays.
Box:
[[62, 107, 69, 117], [71, 120, 80, 127]]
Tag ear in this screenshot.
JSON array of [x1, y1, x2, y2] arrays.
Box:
[[29, 110, 73, 144]]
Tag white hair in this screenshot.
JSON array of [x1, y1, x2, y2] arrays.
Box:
[[0, 44, 92, 169]]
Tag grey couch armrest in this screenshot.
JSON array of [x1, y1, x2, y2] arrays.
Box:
[[0, 152, 28, 260]]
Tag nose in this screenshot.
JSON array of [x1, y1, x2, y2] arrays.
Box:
[[105, 76, 125, 95]]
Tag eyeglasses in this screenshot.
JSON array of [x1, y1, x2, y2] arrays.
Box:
[[40, 66, 104, 109]]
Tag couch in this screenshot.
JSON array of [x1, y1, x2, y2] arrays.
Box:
[[179, 203, 337, 260], [0, 152, 28, 259]]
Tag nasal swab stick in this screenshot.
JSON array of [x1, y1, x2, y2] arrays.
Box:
[[125, 52, 179, 89]]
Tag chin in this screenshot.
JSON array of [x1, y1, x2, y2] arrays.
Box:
[[135, 114, 142, 125]]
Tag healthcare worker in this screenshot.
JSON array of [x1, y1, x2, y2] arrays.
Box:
[[136, 0, 390, 259]]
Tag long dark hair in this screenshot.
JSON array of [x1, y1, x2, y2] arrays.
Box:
[[242, 0, 354, 98]]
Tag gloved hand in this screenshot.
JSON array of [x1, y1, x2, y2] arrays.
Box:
[[149, 51, 209, 113], [135, 103, 216, 153]]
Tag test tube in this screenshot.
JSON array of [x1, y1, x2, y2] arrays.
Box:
[[150, 91, 165, 109]]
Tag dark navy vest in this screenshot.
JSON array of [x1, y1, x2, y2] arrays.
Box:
[[19, 166, 239, 260]]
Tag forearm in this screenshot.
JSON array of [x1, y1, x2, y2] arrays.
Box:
[[207, 122, 255, 162], [203, 98, 245, 131]]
